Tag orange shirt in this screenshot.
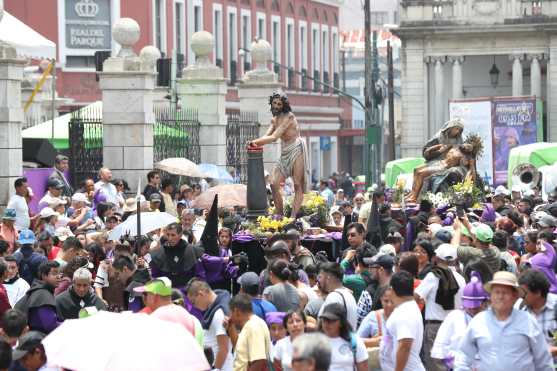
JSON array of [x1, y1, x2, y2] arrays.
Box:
[[0, 224, 18, 254]]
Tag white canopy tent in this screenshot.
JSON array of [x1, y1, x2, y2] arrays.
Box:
[[0, 11, 56, 59]]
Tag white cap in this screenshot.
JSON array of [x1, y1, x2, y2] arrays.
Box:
[[494, 185, 510, 197], [72, 193, 91, 205], [378, 244, 396, 257], [39, 207, 59, 219], [428, 223, 443, 236], [55, 226, 74, 241], [48, 197, 67, 208], [435, 243, 458, 262]]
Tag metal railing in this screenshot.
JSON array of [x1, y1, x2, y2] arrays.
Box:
[[226, 111, 260, 183], [153, 107, 201, 163]]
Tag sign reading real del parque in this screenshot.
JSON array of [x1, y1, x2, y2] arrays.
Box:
[[65, 0, 111, 49]]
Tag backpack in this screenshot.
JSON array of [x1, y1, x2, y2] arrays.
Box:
[[14, 251, 33, 284]]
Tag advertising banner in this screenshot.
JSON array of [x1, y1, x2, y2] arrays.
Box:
[[493, 98, 538, 185], [65, 0, 111, 49], [449, 100, 494, 185]]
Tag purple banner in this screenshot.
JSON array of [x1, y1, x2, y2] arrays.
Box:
[[493, 99, 538, 185], [23, 168, 71, 214]]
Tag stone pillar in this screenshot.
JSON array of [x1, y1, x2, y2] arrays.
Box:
[[99, 18, 158, 193], [246, 147, 268, 219], [510, 53, 524, 96], [449, 56, 464, 100], [433, 56, 446, 128], [548, 36, 557, 142], [238, 39, 281, 172], [177, 31, 227, 167], [0, 3, 25, 206], [400, 39, 427, 157], [529, 54, 543, 98]]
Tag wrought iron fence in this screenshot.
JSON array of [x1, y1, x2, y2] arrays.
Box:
[[153, 107, 201, 163], [226, 111, 260, 183], [68, 106, 103, 189]]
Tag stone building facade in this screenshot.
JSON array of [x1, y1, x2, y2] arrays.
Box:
[[397, 0, 556, 157]]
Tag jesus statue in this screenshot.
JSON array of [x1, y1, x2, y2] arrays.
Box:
[[247, 92, 308, 218]]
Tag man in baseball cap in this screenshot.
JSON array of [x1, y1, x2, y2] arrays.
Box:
[[237, 272, 277, 319], [415, 243, 465, 371], [12, 331, 48, 370], [133, 277, 173, 314], [37, 179, 64, 211], [537, 214, 557, 233], [470, 223, 502, 273]]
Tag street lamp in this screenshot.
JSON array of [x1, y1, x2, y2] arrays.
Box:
[[489, 56, 500, 88]]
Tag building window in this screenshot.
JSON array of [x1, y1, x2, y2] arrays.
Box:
[[175, 2, 184, 54], [194, 5, 202, 32], [214, 8, 223, 66], [322, 30, 329, 72], [287, 23, 294, 67], [272, 20, 280, 63], [370, 11, 388, 26], [241, 13, 251, 71], [154, 0, 163, 51], [312, 28, 319, 72], [228, 11, 237, 84], [257, 17, 265, 39], [66, 55, 96, 68], [300, 26, 307, 68]]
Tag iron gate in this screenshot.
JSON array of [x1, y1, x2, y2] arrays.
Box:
[[226, 111, 260, 183], [68, 106, 103, 189], [154, 107, 201, 163]]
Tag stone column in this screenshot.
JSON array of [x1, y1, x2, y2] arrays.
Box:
[[433, 56, 446, 128], [510, 53, 524, 96], [177, 31, 227, 167], [528, 54, 543, 98], [449, 56, 464, 100], [0, 3, 25, 206], [238, 39, 281, 172], [548, 37, 557, 142], [99, 18, 158, 193], [400, 39, 427, 158]]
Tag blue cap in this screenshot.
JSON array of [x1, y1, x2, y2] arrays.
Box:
[[17, 229, 36, 245]]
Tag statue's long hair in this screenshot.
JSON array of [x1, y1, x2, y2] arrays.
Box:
[[464, 133, 484, 158], [268, 92, 292, 114]]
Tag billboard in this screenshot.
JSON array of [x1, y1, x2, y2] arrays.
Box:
[[493, 98, 539, 184], [65, 0, 111, 49], [449, 100, 494, 185]]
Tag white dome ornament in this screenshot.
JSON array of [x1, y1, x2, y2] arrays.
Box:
[[182, 31, 223, 80], [242, 38, 276, 84], [0, 0, 17, 59], [139, 45, 161, 73], [113, 18, 140, 58]]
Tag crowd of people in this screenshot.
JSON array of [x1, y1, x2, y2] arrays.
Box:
[[0, 154, 555, 371]]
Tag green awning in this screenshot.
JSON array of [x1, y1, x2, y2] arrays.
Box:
[[385, 157, 425, 188]]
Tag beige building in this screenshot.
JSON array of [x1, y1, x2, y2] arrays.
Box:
[[397, 0, 555, 157]]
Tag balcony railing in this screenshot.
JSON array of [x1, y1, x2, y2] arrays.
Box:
[[301, 68, 308, 91], [313, 70, 320, 92], [323, 71, 329, 94], [287, 67, 295, 90]]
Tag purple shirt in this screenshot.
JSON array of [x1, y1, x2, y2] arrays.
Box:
[[530, 242, 557, 294], [29, 307, 59, 334]]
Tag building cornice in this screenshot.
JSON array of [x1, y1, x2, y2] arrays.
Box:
[[395, 21, 557, 37], [311, 0, 344, 8]]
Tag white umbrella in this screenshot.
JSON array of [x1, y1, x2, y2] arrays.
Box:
[[0, 11, 56, 59], [43, 311, 210, 371], [108, 212, 177, 241], [155, 158, 205, 178]]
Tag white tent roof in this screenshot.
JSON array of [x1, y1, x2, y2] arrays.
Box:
[[0, 11, 56, 59], [23, 101, 102, 139]]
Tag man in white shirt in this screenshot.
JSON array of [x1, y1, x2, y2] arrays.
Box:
[[37, 179, 64, 211], [94, 167, 119, 205], [7, 177, 30, 231], [316, 262, 358, 330], [187, 280, 233, 371], [384, 271, 425, 371], [414, 243, 465, 371], [3, 255, 30, 307]]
